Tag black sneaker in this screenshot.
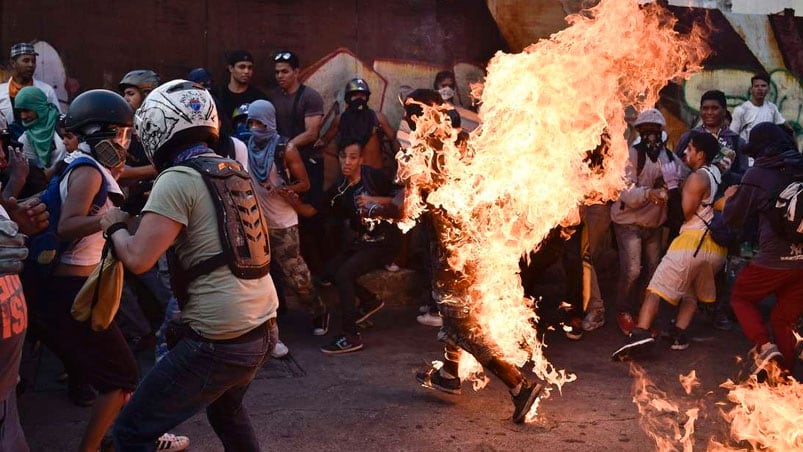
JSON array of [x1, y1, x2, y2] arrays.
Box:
[[511, 379, 544, 424], [611, 327, 655, 361], [415, 367, 462, 395], [669, 327, 690, 351], [321, 333, 363, 355], [312, 311, 330, 336], [356, 298, 385, 324]]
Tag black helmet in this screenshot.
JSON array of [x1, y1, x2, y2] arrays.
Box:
[[64, 89, 134, 134], [119, 69, 160, 93], [345, 78, 370, 98]]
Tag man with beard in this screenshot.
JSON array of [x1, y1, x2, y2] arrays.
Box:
[[0, 43, 61, 137], [315, 78, 398, 176]]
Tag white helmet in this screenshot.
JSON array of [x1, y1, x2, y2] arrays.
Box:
[[135, 79, 218, 170], [633, 108, 666, 128]]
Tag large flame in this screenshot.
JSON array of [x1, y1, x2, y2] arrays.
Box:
[[397, 0, 709, 407]]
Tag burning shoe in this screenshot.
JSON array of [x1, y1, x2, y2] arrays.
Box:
[[611, 327, 655, 361], [616, 311, 636, 336], [356, 298, 385, 324], [312, 311, 330, 336], [563, 317, 584, 340], [321, 333, 364, 355], [511, 379, 544, 424], [415, 367, 462, 395]]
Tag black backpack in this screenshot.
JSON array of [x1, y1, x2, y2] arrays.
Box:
[[768, 174, 803, 244]]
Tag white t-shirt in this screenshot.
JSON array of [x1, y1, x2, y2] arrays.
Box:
[[58, 153, 123, 266], [730, 100, 785, 142], [20, 132, 67, 169], [253, 164, 298, 230]]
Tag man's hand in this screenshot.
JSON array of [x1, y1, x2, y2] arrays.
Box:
[[646, 188, 668, 206], [6, 196, 48, 235], [0, 216, 28, 275], [100, 207, 131, 233]]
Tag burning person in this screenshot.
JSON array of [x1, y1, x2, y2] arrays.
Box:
[[399, 89, 544, 424]]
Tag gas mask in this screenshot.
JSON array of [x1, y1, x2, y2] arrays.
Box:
[[346, 96, 368, 112], [438, 86, 455, 101], [639, 129, 664, 155], [90, 126, 131, 169]]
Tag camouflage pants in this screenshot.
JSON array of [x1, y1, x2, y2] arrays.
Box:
[[269, 226, 325, 316]]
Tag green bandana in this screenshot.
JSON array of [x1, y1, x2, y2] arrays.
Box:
[[15, 86, 59, 167]]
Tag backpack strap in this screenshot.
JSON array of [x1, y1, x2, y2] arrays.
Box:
[[272, 137, 293, 185]]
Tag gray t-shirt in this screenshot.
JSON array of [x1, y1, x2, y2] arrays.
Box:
[[268, 85, 324, 151]]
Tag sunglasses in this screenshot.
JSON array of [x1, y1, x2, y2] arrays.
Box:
[[274, 52, 294, 61]]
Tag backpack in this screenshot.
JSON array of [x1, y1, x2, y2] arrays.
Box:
[[768, 175, 803, 244], [694, 166, 739, 252], [168, 157, 271, 308], [26, 156, 109, 277]]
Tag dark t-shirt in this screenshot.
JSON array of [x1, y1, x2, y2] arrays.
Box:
[[126, 137, 150, 167], [214, 84, 268, 135], [0, 272, 26, 401], [267, 85, 324, 155]]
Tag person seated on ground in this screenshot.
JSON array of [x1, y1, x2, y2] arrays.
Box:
[[315, 78, 399, 176], [14, 86, 66, 180], [318, 141, 401, 355], [721, 122, 803, 381], [612, 132, 726, 360]]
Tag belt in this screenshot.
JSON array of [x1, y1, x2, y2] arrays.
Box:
[[184, 318, 274, 345]]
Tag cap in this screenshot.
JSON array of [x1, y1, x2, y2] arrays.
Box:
[[227, 50, 254, 66], [187, 67, 212, 84], [10, 42, 37, 59]]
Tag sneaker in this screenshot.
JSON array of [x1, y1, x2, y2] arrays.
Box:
[[417, 311, 443, 327], [356, 298, 385, 324], [582, 308, 605, 332], [511, 379, 544, 424], [415, 367, 462, 395], [271, 340, 290, 359], [155, 433, 190, 451], [713, 310, 734, 331], [616, 312, 636, 336], [611, 327, 655, 360], [312, 311, 330, 336], [563, 317, 584, 340], [669, 327, 690, 351], [67, 380, 96, 407], [321, 334, 363, 355], [750, 342, 784, 380], [385, 262, 400, 272]]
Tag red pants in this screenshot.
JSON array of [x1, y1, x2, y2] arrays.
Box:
[[731, 263, 803, 370]]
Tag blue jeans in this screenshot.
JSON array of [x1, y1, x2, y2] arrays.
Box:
[[613, 223, 662, 314], [113, 327, 271, 451]]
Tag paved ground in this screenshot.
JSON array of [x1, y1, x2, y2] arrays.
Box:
[[18, 266, 785, 451]]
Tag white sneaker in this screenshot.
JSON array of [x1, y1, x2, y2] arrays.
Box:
[[417, 312, 443, 327], [385, 263, 400, 272], [271, 340, 290, 359], [156, 433, 189, 451]]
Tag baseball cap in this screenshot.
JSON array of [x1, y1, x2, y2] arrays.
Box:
[[10, 42, 38, 59], [227, 50, 254, 66]]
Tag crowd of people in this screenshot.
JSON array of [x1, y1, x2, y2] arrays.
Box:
[[0, 40, 800, 451]]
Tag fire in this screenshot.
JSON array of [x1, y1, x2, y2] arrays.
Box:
[[679, 370, 701, 395], [396, 0, 710, 414], [630, 364, 700, 452]]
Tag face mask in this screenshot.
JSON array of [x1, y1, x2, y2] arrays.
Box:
[[438, 86, 455, 101], [346, 97, 368, 112], [92, 126, 132, 169], [250, 126, 272, 145], [639, 130, 663, 153]]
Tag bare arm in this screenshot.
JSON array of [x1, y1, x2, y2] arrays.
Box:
[[118, 165, 158, 185], [290, 115, 323, 149], [376, 112, 400, 152], [283, 144, 310, 193], [315, 114, 340, 148], [681, 170, 707, 221], [58, 166, 104, 241], [103, 209, 183, 274]]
